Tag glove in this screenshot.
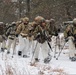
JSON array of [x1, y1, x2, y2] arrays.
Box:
[[55, 32, 58, 36], [73, 34, 76, 39], [58, 28, 60, 33], [16, 34, 18, 37], [34, 33, 41, 40], [5, 32, 10, 37], [65, 38, 68, 42], [73, 39, 76, 43]]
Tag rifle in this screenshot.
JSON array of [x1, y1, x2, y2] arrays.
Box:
[[63, 21, 73, 26], [44, 30, 53, 52]]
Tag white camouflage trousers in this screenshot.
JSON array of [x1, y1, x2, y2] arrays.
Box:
[[33, 41, 49, 60], [68, 36, 76, 58], [18, 35, 29, 56], [6, 36, 17, 54]]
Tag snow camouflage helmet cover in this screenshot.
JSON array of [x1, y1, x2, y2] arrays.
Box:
[[34, 16, 44, 24], [22, 17, 29, 22]]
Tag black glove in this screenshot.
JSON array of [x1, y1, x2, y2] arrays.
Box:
[[73, 34, 76, 43], [65, 38, 68, 42], [5, 33, 9, 37], [58, 28, 60, 33], [73, 34, 76, 39], [73, 39, 76, 43], [16, 34, 18, 37], [55, 32, 58, 36], [35, 33, 41, 40], [67, 31, 73, 36]]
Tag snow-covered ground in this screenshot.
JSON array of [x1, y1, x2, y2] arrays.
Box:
[[0, 33, 76, 75]]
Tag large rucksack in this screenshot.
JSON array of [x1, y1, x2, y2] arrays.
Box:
[[0, 22, 5, 35]]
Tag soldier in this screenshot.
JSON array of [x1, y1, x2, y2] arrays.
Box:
[[31, 16, 51, 64], [16, 21, 22, 28], [26, 22, 36, 55], [0, 22, 7, 52], [6, 22, 17, 55], [46, 19, 59, 51], [64, 18, 76, 61], [16, 17, 30, 58], [46, 19, 58, 36]]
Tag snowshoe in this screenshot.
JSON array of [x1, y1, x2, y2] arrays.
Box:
[[71, 57, 76, 61], [23, 55, 29, 58], [44, 56, 52, 64]]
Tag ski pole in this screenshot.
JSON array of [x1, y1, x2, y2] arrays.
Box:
[[56, 41, 66, 60], [47, 40, 53, 52]]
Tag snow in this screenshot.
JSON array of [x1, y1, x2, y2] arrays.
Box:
[[0, 33, 76, 75]]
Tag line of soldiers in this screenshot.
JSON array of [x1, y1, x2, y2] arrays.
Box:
[[15, 16, 58, 64], [0, 16, 76, 63], [0, 16, 58, 64]]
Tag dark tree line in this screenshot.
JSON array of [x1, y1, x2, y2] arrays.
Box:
[[0, 0, 76, 27]]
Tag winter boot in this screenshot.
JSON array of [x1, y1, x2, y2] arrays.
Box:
[[7, 51, 10, 54], [71, 57, 76, 61], [18, 51, 22, 56], [35, 58, 39, 62], [23, 55, 29, 58], [44, 56, 52, 64], [1, 48, 4, 52], [69, 57, 72, 60]]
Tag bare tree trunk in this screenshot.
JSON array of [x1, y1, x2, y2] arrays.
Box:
[[18, 0, 22, 19], [66, 7, 73, 21], [26, 0, 30, 18]]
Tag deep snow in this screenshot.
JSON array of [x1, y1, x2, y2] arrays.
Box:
[[0, 33, 76, 75]]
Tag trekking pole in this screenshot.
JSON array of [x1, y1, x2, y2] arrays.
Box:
[[57, 36, 61, 55], [44, 30, 53, 52], [47, 40, 53, 52], [56, 41, 66, 60], [30, 41, 38, 63]]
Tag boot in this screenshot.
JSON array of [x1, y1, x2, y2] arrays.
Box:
[[18, 51, 22, 56], [1, 48, 4, 52], [35, 58, 39, 62], [7, 51, 10, 54], [69, 57, 72, 60], [71, 57, 76, 61], [23, 55, 29, 58], [44, 56, 52, 64]]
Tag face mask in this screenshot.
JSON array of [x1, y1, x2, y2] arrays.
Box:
[[24, 22, 28, 25]]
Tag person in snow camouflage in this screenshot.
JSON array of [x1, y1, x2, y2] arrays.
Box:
[[16, 17, 30, 58], [64, 18, 76, 61], [0, 22, 7, 52], [6, 22, 17, 55], [31, 16, 52, 64], [47, 19, 58, 36]]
